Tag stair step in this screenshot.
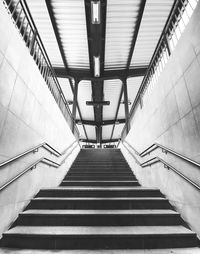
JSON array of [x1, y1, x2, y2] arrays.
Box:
[[64, 176, 137, 181], [37, 187, 163, 197], [1, 148, 199, 251], [2, 226, 197, 249], [17, 209, 182, 226], [69, 168, 131, 171], [72, 165, 130, 169], [68, 171, 132, 174], [60, 180, 140, 186], [67, 170, 134, 177], [67, 172, 133, 176], [27, 197, 172, 210]]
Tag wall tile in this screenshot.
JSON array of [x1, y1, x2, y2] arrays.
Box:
[[193, 103, 200, 139], [0, 2, 13, 54], [165, 89, 180, 127], [181, 111, 200, 158], [0, 103, 7, 138], [174, 77, 192, 118], [0, 59, 16, 108], [184, 58, 200, 109], [9, 76, 27, 117]]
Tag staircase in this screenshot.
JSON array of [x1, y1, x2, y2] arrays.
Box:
[[1, 149, 199, 250]]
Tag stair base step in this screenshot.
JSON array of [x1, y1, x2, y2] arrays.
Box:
[[17, 209, 182, 226], [2, 226, 197, 250], [60, 181, 140, 187]]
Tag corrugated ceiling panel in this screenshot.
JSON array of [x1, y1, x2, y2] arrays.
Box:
[[130, 0, 174, 67], [112, 124, 124, 139], [78, 81, 94, 120], [52, 0, 89, 69], [26, 0, 64, 67], [84, 126, 96, 140], [103, 79, 122, 120], [102, 125, 113, 140], [105, 0, 141, 69]]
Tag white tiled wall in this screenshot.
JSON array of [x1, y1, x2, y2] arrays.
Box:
[[0, 2, 79, 237], [122, 1, 200, 238]]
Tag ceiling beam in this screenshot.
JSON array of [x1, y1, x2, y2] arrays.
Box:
[[84, 0, 107, 144], [45, 0, 68, 69], [54, 67, 147, 81], [76, 119, 126, 126], [80, 139, 119, 144], [126, 0, 147, 69]]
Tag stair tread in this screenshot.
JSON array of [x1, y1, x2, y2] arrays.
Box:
[[5, 226, 194, 236], [40, 187, 157, 191], [62, 181, 138, 183], [22, 209, 178, 215], [33, 197, 167, 201]]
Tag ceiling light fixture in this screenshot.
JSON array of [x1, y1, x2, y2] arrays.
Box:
[[91, 1, 100, 24], [94, 56, 100, 77]]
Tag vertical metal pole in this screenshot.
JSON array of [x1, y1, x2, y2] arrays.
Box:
[[123, 78, 130, 135], [164, 33, 171, 56], [29, 30, 37, 55], [72, 79, 79, 133]]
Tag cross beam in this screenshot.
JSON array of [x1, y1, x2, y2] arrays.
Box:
[[54, 67, 147, 81], [80, 139, 119, 144], [76, 119, 126, 126]]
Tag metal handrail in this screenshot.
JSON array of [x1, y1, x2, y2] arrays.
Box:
[[0, 157, 58, 192], [122, 141, 200, 191], [0, 141, 79, 192], [124, 140, 200, 168], [120, 0, 192, 140], [3, 0, 80, 137], [0, 140, 77, 168], [60, 142, 79, 165]]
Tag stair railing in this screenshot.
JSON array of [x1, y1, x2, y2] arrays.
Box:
[[122, 140, 200, 191], [2, 0, 80, 138], [0, 140, 79, 191]]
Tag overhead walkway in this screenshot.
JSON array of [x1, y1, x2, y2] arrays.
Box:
[[0, 149, 199, 251]]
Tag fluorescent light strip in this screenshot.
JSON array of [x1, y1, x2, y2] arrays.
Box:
[[91, 1, 100, 24], [94, 56, 100, 77]]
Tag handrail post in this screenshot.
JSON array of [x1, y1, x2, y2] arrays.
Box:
[[164, 33, 171, 56], [29, 30, 37, 56]]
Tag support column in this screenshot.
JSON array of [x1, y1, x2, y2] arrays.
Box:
[[123, 78, 130, 135], [72, 79, 79, 134]]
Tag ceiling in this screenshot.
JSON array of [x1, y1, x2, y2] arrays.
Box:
[[25, 0, 175, 144]]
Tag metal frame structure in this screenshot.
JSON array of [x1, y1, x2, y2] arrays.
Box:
[[3, 0, 190, 145]]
